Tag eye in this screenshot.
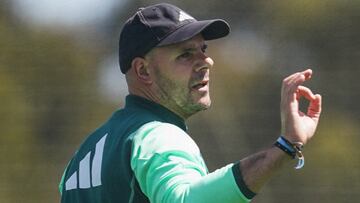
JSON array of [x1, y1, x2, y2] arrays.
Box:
[[201, 44, 208, 53], [177, 51, 193, 59]]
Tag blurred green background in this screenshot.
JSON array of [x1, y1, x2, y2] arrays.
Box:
[[1, 0, 359, 202]]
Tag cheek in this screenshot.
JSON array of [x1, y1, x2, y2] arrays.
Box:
[[167, 66, 193, 85], [155, 69, 190, 95], [153, 60, 194, 92]]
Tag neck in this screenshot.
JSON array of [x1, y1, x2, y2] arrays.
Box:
[[128, 87, 191, 120]]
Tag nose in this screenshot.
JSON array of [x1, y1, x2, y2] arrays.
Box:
[[195, 52, 214, 72], [205, 56, 214, 68]]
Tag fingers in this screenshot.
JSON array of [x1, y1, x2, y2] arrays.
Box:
[[296, 86, 322, 117], [303, 69, 312, 80], [297, 86, 316, 101], [282, 69, 313, 98], [283, 69, 312, 86], [307, 94, 322, 118], [280, 69, 322, 145], [282, 69, 314, 106]]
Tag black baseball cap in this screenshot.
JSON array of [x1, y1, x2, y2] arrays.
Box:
[[119, 3, 230, 74]]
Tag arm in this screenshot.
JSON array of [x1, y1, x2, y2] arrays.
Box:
[[131, 69, 322, 202], [131, 122, 252, 203], [239, 69, 322, 193]]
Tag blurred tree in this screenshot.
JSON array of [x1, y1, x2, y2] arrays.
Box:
[[0, 1, 116, 202], [1, 0, 360, 202]]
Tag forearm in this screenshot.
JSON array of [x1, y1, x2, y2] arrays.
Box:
[[239, 145, 292, 193]]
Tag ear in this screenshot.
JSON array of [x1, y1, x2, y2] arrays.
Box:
[[131, 57, 152, 84]]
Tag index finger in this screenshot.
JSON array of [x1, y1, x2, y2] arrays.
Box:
[[284, 69, 313, 84], [297, 86, 316, 101]]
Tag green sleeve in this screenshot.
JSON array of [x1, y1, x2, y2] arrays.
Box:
[[130, 121, 253, 203]]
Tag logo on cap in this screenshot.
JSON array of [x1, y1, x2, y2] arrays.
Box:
[[179, 11, 194, 22]]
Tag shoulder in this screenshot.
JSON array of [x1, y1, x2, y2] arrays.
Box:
[[131, 121, 200, 157]]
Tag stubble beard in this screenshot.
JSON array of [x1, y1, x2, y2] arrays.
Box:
[[154, 70, 211, 119]]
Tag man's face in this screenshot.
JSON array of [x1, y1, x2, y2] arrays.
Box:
[[146, 35, 214, 119]]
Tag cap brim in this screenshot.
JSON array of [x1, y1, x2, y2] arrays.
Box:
[[157, 19, 230, 46]]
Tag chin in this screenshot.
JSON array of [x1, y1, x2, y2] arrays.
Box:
[[197, 96, 211, 110]]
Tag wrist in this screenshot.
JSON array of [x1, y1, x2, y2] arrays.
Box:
[[274, 136, 305, 169], [274, 136, 296, 159], [283, 135, 306, 145]]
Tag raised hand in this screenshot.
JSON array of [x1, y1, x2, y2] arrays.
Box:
[[280, 69, 322, 145]]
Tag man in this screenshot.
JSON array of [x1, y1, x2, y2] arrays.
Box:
[[59, 3, 322, 203]]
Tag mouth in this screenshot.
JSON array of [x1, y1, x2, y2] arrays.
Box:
[[191, 80, 209, 90]]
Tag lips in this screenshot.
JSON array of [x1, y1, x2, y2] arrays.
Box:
[[191, 80, 209, 90]]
